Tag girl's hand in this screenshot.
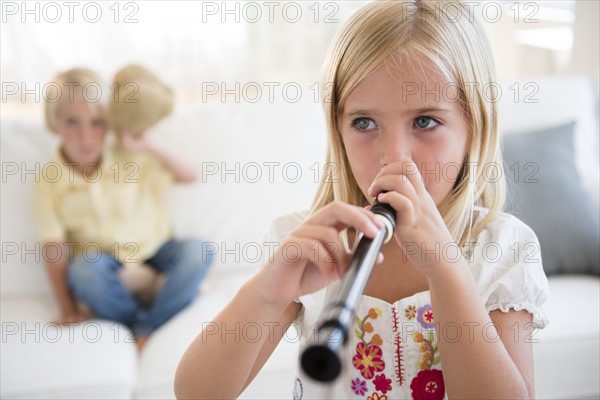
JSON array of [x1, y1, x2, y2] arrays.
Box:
[[256, 201, 385, 309], [119, 130, 153, 153], [367, 159, 458, 276]]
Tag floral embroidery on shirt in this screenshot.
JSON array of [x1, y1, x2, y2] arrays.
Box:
[[410, 314, 445, 400], [404, 305, 417, 320], [349, 303, 445, 399], [417, 304, 435, 329], [410, 369, 445, 400], [367, 393, 388, 400], [352, 307, 386, 395], [355, 307, 383, 346], [351, 377, 368, 396], [412, 331, 440, 370], [352, 342, 385, 379], [368, 307, 381, 319], [391, 306, 405, 386], [373, 373, 392, 394]]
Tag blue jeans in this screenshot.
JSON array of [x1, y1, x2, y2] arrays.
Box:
[[67, 239, 213, 335]]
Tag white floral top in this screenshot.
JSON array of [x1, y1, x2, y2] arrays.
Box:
[[263, 207, 550, 400]]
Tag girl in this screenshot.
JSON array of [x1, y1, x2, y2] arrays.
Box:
[[175, 1, 549, 398]]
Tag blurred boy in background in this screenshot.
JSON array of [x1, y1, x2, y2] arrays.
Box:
[[34, 67, 212, 351]]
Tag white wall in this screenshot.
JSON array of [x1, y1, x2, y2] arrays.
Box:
[[2, 1, 596, 119], [570, 0, 600, 75]]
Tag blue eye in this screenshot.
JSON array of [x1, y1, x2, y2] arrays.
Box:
[[66, 119, 79, 127], [351, 117, 377, 132], [414, 116, 440, 130]]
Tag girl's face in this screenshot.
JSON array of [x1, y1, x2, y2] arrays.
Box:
[[339, 57, 470, 206], [54, 94, 107, 166]]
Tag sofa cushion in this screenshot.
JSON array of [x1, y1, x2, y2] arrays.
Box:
[[0, 297, 137, 399], [502, 122, 600, 275], [533, 275, 600, 398]]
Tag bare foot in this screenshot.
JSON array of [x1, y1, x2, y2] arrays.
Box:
[[135, 335, 149, 353]]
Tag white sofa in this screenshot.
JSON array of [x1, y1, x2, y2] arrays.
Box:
[[1, 75, 598, 399]]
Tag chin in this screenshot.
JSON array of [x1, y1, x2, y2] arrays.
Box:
[[79, 154, 101, 165]]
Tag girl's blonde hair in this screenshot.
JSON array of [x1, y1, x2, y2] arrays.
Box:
[[109, 64, 174, 136], [311, 0, 506, 247], [44, 67, 107, 132]]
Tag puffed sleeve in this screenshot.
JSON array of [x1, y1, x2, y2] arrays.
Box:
[[465, 211, 550, 329]]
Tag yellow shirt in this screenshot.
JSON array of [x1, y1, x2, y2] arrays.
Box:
[[33, 145, 174, 264]]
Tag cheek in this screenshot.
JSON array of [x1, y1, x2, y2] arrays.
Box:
[[93, 128, 107, 141], [417, 145, 466, 199], [343, 138, 379, 196], [60, 127, 78, 141]]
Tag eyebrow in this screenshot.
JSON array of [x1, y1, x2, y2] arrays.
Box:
[[343, 107, 452, 118]]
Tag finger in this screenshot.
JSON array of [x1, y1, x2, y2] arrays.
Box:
[[281, 237, 340, 281], [306, 201, 384, 238], [291, 225, 350, 277], [399, 160, 426, 195], [372, 160, 426, 196], [369, 174, 419, 205], [377, 191, 417, 226]]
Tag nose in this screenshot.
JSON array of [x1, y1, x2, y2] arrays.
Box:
[[81, 122, 97, 141], [379, 129, 411, 166], [79, 124, 100, 151]]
